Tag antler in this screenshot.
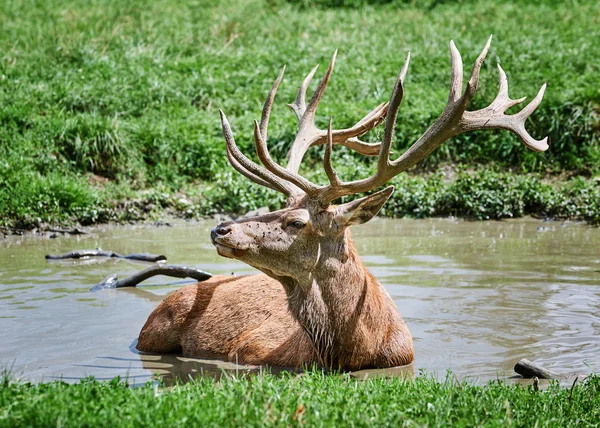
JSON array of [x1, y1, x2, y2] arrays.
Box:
[[220, 51, 390, 201], [284, 51, 389, 174], [220, 36, 548, 207], [317, 35, 548, 204], [220, 110, 296, 196]]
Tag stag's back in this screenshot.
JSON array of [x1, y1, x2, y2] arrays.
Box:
[[137, 275, 317, 366]]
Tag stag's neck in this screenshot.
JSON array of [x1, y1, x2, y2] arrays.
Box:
[[279, 234, 411, 369]]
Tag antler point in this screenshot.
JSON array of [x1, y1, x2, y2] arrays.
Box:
[[329, 50, 338, 69], [535, 136, 550, 152]]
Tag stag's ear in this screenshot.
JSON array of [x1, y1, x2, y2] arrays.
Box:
[[335, 186, 394, 227]]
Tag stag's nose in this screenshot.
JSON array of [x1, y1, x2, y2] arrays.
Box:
[[210, 224, 232, 243]]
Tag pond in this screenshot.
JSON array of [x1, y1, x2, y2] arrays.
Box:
[[1, 218, 598, 384]]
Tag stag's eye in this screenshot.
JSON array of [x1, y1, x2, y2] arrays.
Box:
[[288, 220, 306, 229]]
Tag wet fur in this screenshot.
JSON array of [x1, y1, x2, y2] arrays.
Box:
[[137, 275, 317, 366], [137, 241, 413, 370], [138, 190, 414, 370]]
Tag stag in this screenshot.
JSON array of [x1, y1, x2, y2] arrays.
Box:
[[137, 37, 548, 370]]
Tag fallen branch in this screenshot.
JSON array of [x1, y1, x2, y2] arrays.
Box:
[[514, 358, 587, 382], [0, 225, 28, 235], [46, 249, 166, 262], [91, 265, 212, 291], [45, 227, 88, 235], [1, 225, 89, 235], [514, 358, 559, 379]]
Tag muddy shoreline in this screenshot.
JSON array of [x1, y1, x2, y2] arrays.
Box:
[[1, 209, 590, 240]]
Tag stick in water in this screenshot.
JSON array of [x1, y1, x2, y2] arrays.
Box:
[[46, 249, 166, 262], [91, 265, 212, 292], [514, 358, 559, 379]]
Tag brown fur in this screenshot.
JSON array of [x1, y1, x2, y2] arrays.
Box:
[[137, 189, 414, 370], [137, 275, 317, 366]]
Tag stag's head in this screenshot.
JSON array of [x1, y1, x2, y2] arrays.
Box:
[[211, 36, 548, 282], [210, 186, 394, 281]]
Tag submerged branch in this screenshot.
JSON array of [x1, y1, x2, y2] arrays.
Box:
[[91, 265, 212, 291], [45, 227, 88, 235], [46, 249, 166, 262]]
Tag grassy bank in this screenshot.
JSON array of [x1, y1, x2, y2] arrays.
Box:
[[2, 168, 598, 229], [0, 0, 599, 228], [2, 372, 599, 426]]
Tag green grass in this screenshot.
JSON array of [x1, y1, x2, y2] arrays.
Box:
[[1, 372, 599, 426], [0, 0, 599, 228], [2, 165, 599, 228]]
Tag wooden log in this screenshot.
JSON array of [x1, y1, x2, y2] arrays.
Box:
[[514, 358, 559, 379], [91, 265, 212, 291], [45, 227, 88, 235], [1, 225, 88, 235], [46, 249, 166, 262]]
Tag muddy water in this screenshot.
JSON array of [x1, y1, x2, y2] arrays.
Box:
[[1, 218, 598, 384]]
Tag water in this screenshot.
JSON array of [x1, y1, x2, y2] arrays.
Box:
[[1, 218, 598, 384]]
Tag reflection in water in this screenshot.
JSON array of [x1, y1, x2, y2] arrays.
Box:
[[137, 353, 303, 386], [0, 218, 598, 384]]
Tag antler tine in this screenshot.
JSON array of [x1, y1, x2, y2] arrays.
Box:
[[448, 40, 464, 103], [400, 50, 411, 81], [288, 64, 319, 120], [308, 102, 389, 157], [253, 120, 321, 195], [516, 84, 548, 151], [331, 102, 389, 140], [324, 117, 342, 188], [462, 35, 492, 106], [303, 50, 337, 125], [356, 102, 388, 126], [379, 51, 410, 171], [225, 146, 285, 193], [220, 110, 293, 196], [260, 65, 286, 141], [517, 82, 547, 120], [339, 137, 381, 156], [489, 64, 527, 110]]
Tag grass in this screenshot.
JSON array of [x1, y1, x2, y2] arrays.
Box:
[[0, 0, 599, 228], [3, 165, 599, 228], [1, 371, 599, 426]]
